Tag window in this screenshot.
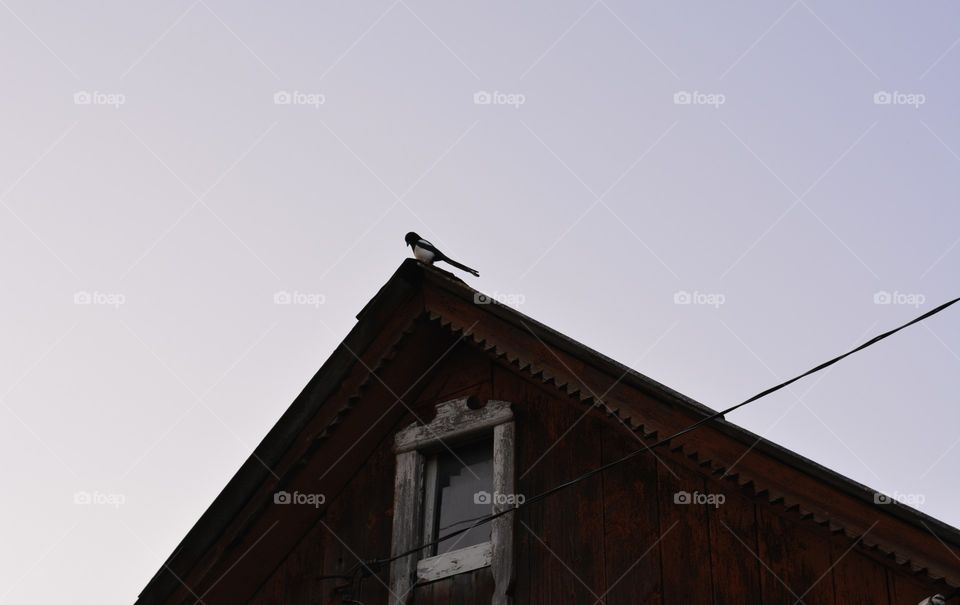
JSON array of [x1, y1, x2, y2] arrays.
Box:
[[389, 398, 515, 605], [423, 439, 493, 556]]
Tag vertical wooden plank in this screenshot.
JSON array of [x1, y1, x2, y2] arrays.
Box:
[[600, 423, 662, 605], [887, 568, 940, 605], [389, 450, 424, 604], [312, 434, 395, 605], [413, 568, 495, 605], [492, 420, 516, 605], [417, 577, 452, 604], [545, 409, 606, 605], [355, 440, 395, 605], [281, 542, 308, 603], [705, 476, 762, 603], [657, 461, 715, 604], [246, 568, 285, 605], [505, 367, 605, 605], [411, 347, 493, 414], [756, 507, 836, 605], [492, 367, 538, 605], [450, 568, 495, 604], [831, 548, 890, 605], [246, 431, 398, 605]]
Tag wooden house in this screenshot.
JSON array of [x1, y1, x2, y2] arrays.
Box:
[[136, 259, 960, 604]]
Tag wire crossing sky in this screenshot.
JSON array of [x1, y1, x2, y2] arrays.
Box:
[[357, 295, 960, 575], [1, 2, 959, 603]]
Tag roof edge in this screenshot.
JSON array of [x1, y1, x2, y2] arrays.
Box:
[[415, 262, 960, 550], [136, 261, 425, 603]]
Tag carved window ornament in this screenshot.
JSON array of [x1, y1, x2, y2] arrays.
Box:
[[389, 398, 515, 605]]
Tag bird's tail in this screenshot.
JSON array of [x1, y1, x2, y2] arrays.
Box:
[[444, 257, 480, 277]]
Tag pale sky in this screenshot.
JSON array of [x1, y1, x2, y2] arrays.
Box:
[[2, 1, 959, 603]]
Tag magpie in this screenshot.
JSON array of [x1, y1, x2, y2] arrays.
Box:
[[404, 232, 479, 277]]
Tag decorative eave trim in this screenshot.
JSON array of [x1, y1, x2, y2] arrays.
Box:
[[256, 302, 958, 589], [422, 310, 960, 589]]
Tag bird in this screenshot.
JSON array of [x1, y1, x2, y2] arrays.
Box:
[[404, 232, 479, 277]]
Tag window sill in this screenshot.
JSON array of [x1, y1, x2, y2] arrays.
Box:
[[416, 541, 492, 583]]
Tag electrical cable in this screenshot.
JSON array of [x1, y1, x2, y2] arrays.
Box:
[[362, 295, 960, 572]]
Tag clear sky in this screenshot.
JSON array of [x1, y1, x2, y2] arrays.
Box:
[[2, 1, 959, 603]]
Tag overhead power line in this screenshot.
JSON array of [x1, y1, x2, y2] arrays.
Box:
[[349, 295, 960, 578]]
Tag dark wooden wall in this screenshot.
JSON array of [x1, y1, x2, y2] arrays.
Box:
[[245, 344, 946, 604]]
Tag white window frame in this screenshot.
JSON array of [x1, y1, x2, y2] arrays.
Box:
[[389, 398, 515, 605]]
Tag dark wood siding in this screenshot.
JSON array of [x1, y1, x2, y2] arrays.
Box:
[[706, 472, 762, 603], [246, 349, 945, 605], [600, 422, 662, 605]]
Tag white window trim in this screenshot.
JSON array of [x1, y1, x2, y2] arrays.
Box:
[[389, 398, 515, 605], [417, 541, 492, 583]]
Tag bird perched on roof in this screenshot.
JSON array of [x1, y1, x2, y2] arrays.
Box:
[[404, 232, 479, 277]]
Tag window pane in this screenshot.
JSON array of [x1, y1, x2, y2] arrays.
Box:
[[432, 440, 493, 555]]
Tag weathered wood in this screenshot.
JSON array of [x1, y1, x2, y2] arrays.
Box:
[[706, 476, 763, 603], [492, 366, 539, 605], [418, 542, 492, 583], [450, 566, 496, 603], [513, 379, 606, 605], [415, 565, 495, 605], [389, 450, 424, 604], [414, 576, 450, 604], [394, 398, 513, 453], [422, 283, 960, 586], [390, 395, 515, 601], [887, 568, 939, 605], [658, 462, 714, 604], [147, 265, 960, 605], [831, 548, 890, 605], [170, 316, 451, 604], [757, 507, 836, 605], [601, 421, 662, 605], [492, 420, 516, 605], [413, 345, 493, 406]]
